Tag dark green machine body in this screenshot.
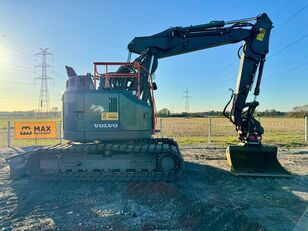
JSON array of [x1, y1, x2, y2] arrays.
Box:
[[6, 70, 183, 181], [63, 74, 152, 142]]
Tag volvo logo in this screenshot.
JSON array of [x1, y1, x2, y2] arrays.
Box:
[[93, 123, 118, 129]]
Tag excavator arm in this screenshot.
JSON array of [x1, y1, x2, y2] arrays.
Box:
[[124, 13, 289, 176], [127, 13, 272, 144]]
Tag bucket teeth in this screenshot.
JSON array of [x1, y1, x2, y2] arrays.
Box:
[[226, 144, 291, 177]]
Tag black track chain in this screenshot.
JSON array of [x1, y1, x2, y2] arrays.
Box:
[[26, 138, 183, 182]]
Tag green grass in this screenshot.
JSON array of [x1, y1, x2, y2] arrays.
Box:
[[0, 116, 306, 149], [156, 117, 307, 148], [172, 131, 306, 148]]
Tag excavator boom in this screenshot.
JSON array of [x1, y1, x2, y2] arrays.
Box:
[[125, 13, 289, 177]]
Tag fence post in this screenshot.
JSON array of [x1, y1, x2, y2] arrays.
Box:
[[208, 117, 212, 144], [7, 121, 11, 147], [59, 120, 63, 144], [305, 116, 308, 142], [160, 117, 163, 136]]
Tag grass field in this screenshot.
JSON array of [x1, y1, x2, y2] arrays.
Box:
[[0, 116, 306, 148], [156, 117, 306, 147]]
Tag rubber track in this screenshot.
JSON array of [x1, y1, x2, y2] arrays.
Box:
[[26, 138, 183, 182]]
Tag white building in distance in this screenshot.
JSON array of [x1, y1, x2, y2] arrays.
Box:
[[293, 105, 308, 112]]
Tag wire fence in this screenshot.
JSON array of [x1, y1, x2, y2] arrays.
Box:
[[0, 117, 307, 148], [0, 121, 62, 148], [156, 117, 308, 146]]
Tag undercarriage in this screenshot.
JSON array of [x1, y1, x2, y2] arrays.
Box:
[[6, 138, 183, 182]]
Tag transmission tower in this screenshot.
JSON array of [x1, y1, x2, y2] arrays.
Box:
[[35, 48, 54, 117], [182, 88, 191, 113]]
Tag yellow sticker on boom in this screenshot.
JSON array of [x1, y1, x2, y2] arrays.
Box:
[[256, 28, 266, 41], [101, 112, 119, 120]]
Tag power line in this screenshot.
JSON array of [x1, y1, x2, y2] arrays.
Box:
[[182, 88, 192, 113], [204, 60, 308, 100], [194, 4, 308, 98], [0, 45, 34, 56], [0, 61, 34, 71], [54, 60, 66, 68], [196, 31, 308, 98], [201, 61, 308, 99], [194, 6, 308, 97], [0, 44, 68, 71], [193, 60, 237, 95], [53, 71, 67, 80], [202, 77, 234, 95], [269, 0, 286, 15], [1, 77, 64, 92], [193, 4, 307, 96], [35, 47, 54, 117], [192, 60, 238, 98], [273, 4, 308, 33], [0, 96, 37, 100], [265, 60, 308, 80], [269, 33, 308, 58], [0, 52, 35, 61], [0, 64, 34, 73], [1, 79, 34, 85]]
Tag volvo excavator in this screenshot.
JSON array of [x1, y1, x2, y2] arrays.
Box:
[[7, 13, 290, 181]]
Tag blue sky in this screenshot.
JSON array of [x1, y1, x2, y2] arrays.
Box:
[[0, 0, 307, 112]]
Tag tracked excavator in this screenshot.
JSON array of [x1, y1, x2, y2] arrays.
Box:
[[7, 13, 290, 181]]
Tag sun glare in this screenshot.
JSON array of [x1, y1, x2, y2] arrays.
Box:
[[0, 48, 12, 66]]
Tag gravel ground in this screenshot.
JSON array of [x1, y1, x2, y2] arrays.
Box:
[[0, 145, 307, 231]]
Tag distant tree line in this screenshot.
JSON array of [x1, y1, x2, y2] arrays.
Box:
[[256, 110, 308, 118], [157, 109, 226, 117], [156, 108, 308, 118], [287, 111, 308, 118], [256, 110, 286, 117], [0, 108, 61, 118]]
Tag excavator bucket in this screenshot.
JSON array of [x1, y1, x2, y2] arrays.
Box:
[[226, 144, 290, 177]]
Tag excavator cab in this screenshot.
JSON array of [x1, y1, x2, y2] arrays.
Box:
[[226, 144, 290, 177]]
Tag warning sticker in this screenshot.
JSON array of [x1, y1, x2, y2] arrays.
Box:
[[15, 121, 57, 139], [101, 112, 119, 121], [256, 28, 266, 41]]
